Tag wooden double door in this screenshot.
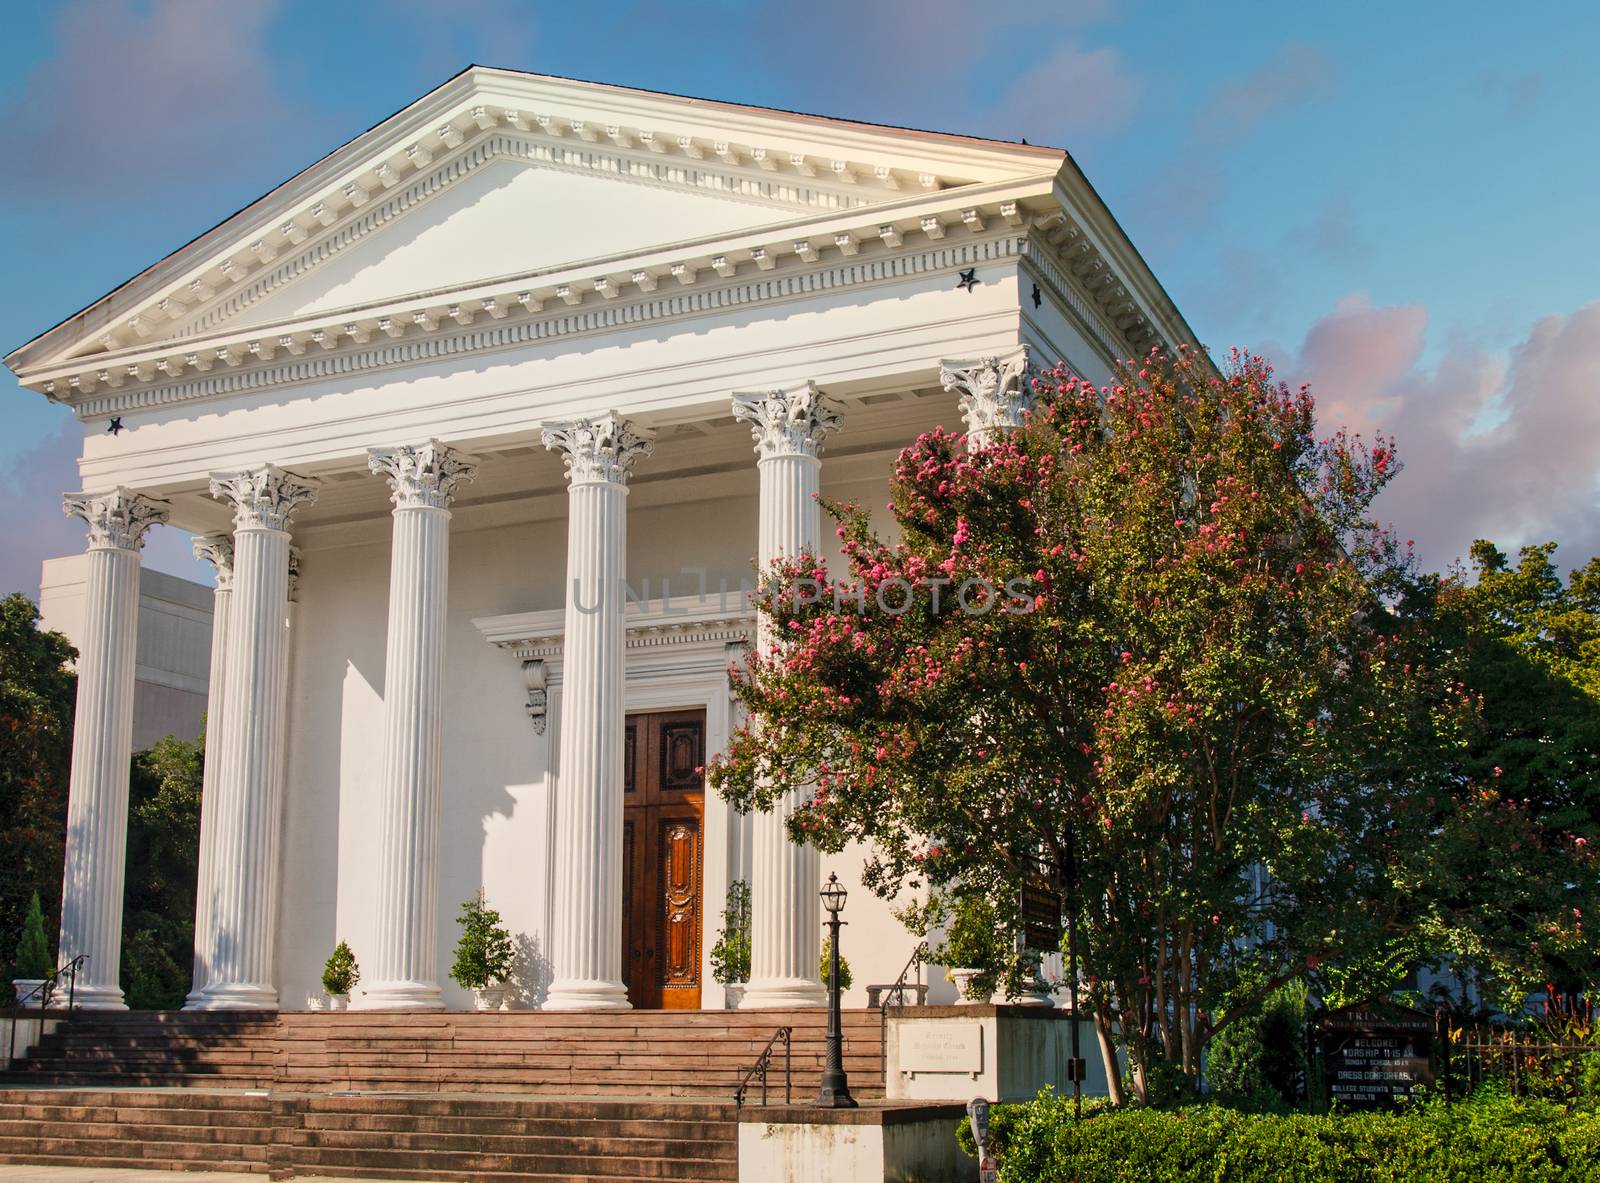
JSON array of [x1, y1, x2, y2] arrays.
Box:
[[622, 709, 706, 1010]]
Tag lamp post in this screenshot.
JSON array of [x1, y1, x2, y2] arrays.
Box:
[[816, 872, 857, 1108]]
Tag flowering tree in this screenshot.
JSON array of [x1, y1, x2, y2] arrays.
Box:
[[711, 348, 1481, 1102]]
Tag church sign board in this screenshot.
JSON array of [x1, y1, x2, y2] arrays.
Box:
[[1318, 1000, 1437, 1109], [1020, 879, 1061, 953]]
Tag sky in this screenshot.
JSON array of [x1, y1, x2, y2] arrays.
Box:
[[1, 0, 1596, 596]]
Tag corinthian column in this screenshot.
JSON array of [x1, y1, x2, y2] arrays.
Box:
[[194, 466, 316, 1010], [185, 534, 233, 1008], [939, 345, 1034, 449], [358, 441, 477, 1010], [732, 381, 842, 1010], [540, 413, 653, 1011], [58, 488, 170, 1009]]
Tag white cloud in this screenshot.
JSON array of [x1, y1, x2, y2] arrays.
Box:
[[0, 0, 290, 199], [990, 41, 1143, 145]]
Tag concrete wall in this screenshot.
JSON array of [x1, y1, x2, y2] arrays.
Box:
[[39, 554, 213, 750]]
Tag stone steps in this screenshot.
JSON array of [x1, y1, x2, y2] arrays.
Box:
[[0, 1087, 742, 1183], [7, 1009, 885, 1099], [0, 1089, 273, 1174]]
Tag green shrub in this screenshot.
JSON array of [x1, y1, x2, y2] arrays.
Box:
[[12, 892, 52, 980], [449, 890, 514, 990], [969, 1088, 1600, 1183], [820, 936, 852, 992], [933, 893, 1010, 998], [1206, 980, 1309, 1110], [321, 941, 359, 995], [710, 880, 750, 986]]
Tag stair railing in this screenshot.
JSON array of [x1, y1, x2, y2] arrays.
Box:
[[878, 940, 929, 1078], [6, 955, 88, 1069], [733, 1025, 792, 1109]]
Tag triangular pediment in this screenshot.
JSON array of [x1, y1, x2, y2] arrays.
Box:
[[8, 66, 1077, 389], [206, 149, 818, 333]]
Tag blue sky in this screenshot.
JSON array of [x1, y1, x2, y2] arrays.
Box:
[[3, 0, 1597, 593]]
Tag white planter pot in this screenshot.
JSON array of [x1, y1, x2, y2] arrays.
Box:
[[327, 993, 350, 1011], [473, 986, 509, 1012], [949, 968, 994, 1005], [723, 984, 745, 1010], [11, 979, 47, 1010], [306, 995, 325, 1011]]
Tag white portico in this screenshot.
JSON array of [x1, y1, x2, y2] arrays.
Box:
[[6, 67, 1198, 1013]]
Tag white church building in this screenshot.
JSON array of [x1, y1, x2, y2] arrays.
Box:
[[5, 68, 1197, 1016]]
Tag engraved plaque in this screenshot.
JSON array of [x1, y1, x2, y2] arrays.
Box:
[[899, 1023, 984, 1073]]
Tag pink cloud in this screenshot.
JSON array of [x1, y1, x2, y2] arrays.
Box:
[[0, 0, 291, 198], [1279, 294, 1600, 571]]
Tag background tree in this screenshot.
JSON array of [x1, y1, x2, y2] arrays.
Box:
[[711, 348, 1493, 1103], [0, 593, 75, 1001], [1395, 541, 1600, 1004], [120, 730, 203, 1008]]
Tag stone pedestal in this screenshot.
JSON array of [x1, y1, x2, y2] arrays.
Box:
[[58, 489, 170, 1010], [731, 383, 841, 1010], [358, 442, 476, 1011], [886, 1005, 1111, 1102], [541, 414, 652, 1011], [192, 467, 316, 1011]]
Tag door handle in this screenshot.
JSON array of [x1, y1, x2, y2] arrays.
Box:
[[631, 947, 642, 959]]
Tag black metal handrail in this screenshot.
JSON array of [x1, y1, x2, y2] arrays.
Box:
[[878, 939, 929, 1078], [7, 955, 87, 1069], [733, 1025, 792, 1109]]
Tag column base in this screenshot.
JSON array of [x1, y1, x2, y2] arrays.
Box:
[[353, 980, 445, 1011], [541, 978, 632, 1011], [186, 983, 278, 1011], [739, 977, 827, 1009], [62, 983, 128, 1011]]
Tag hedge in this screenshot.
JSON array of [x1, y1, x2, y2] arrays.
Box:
[[961, 1089, 1600, 1183]]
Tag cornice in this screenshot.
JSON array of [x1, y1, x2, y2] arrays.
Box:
[[474, 596, 756, 663], [51, 227, 1040, 419]]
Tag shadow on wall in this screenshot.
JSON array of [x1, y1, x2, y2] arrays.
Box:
[[509, 931, 552, 1010]]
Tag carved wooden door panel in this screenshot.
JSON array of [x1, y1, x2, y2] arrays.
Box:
[[621, 709, 705, 1009]]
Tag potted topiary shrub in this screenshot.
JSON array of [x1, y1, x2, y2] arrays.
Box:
[[450, 890, 515, 1010], [11, 892, 53, 1009], [709, 880, 751, 1009], [935, 894, 1007, 1005], [321, 941, 359, 1010]]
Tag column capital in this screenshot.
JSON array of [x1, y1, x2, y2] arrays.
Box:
[[208, 466, 318, 531], [369, 440, 479, 510], [939, 346, 1035, 446], [542, 412, 654, 485], [732, 382, 843, 459], [192, 534, 235, 591], [63, 488, 170, 552]]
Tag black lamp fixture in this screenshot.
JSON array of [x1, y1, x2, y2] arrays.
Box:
[[815, 872, 857, 1108]]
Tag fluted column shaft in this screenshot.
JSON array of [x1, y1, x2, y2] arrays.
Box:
[[541, 414, 652, 1011], [733, 383, 842, 1010], [194, 467, 315, 1010], [58, 489, 170, 1009], [359, 443, 476, 1010], [185, 536, 234, 1007]]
